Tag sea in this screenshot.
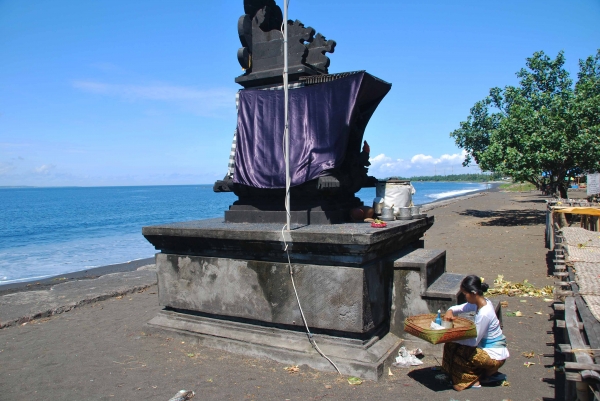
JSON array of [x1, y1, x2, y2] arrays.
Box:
[[0, 182, 487, 284]]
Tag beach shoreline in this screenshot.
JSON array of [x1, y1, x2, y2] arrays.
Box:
[[0, 257, 155, 296]]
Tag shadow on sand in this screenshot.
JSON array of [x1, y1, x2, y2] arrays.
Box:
[[458, 209, 546, 226], [514, 198, 549, 204], [407, 367, 510, 392], [407, 367, 451, 392]]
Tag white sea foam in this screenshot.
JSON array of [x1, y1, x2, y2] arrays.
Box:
[[0, 274, 54, 285], [0, 233, 155, 285], [426, 188, 484, 200]]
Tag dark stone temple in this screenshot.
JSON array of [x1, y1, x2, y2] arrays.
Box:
[[213, 0, 390, 224], [143, 0, 466, 380]]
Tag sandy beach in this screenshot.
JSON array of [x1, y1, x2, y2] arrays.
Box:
[[0, 189, 558, 400]]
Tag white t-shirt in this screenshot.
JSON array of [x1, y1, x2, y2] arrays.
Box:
[[449, 299, 510, 360]]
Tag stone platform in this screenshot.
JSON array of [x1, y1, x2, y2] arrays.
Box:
[[147, 310, 402, 381], [142, 217, 435, 380], [142, 217, 434, 267]]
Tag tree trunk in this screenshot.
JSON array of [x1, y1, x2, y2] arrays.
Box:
[[558, 183, 568, 199]]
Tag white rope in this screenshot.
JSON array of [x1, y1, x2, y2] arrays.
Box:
[[280, 225, 342, 374], [278, 0, 339, 375]]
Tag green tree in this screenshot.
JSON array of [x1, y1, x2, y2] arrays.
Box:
[[451, 50, 600, 198]]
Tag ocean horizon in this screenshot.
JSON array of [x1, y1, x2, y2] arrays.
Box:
[[0, 182, 487, 284]]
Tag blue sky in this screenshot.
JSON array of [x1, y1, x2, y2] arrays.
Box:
[[1, 0, 598, 187]]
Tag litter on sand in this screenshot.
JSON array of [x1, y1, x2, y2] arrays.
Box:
[[393, 346, 424, 368], [347, 376, 362, 385], [168, 390, 195, 401], [409, 348, 424, 357]]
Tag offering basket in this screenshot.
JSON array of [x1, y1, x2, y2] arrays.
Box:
[[404, 314, 477, 345]]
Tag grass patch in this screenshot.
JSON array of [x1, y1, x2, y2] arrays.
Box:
[[499, 182, 537, 192]]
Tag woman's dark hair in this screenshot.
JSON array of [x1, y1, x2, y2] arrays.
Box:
[[460, 275, 489, 295]]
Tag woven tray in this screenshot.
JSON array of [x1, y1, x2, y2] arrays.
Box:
[[404, 314, 477, 345]]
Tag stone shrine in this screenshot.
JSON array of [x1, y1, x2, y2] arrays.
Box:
[[144, 0, 466, 380]]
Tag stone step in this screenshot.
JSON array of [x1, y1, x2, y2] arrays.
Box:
[[393, 248, 446, 292], [423, 272, 464, 302]]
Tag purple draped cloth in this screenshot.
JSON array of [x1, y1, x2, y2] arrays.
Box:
[[233, 72, 390, 189]]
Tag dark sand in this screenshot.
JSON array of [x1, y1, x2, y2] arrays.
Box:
[[0, 258, 155, 296], [0, 190, 557, 401]]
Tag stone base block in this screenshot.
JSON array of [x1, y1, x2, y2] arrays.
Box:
[[147, 309, 403, 381], [156, 253, 389, 334]]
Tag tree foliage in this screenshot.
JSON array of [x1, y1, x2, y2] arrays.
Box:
[[451, 50, 600, 198]]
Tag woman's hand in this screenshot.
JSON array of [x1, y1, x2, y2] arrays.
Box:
[[444, 309, 455, 321]]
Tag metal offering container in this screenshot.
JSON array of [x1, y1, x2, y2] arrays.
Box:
[[372, 197, 384, 215], [397, 207, 412, 220], [380, 207, 395, 221]]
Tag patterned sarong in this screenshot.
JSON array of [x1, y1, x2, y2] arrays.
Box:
[[441, 342, 505, 390]]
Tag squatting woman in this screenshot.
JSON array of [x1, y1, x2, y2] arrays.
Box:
[[442, 275, 509, 391]]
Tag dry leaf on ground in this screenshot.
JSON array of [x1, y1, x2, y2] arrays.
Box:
[[522, 351, 535, 358], [487, 275, 553, 297], [284, 366, 300, 373]]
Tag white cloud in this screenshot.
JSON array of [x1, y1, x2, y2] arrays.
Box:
[[410, 150, 467, 166], [72, 80, 235, 116], [369, 153, 410, 174], [34, 164, 56, 174], [369, 150, 477, 177], [410, 154, 435, 164]]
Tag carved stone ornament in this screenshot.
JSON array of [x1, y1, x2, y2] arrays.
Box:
[[235, 0, 336, 87]]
